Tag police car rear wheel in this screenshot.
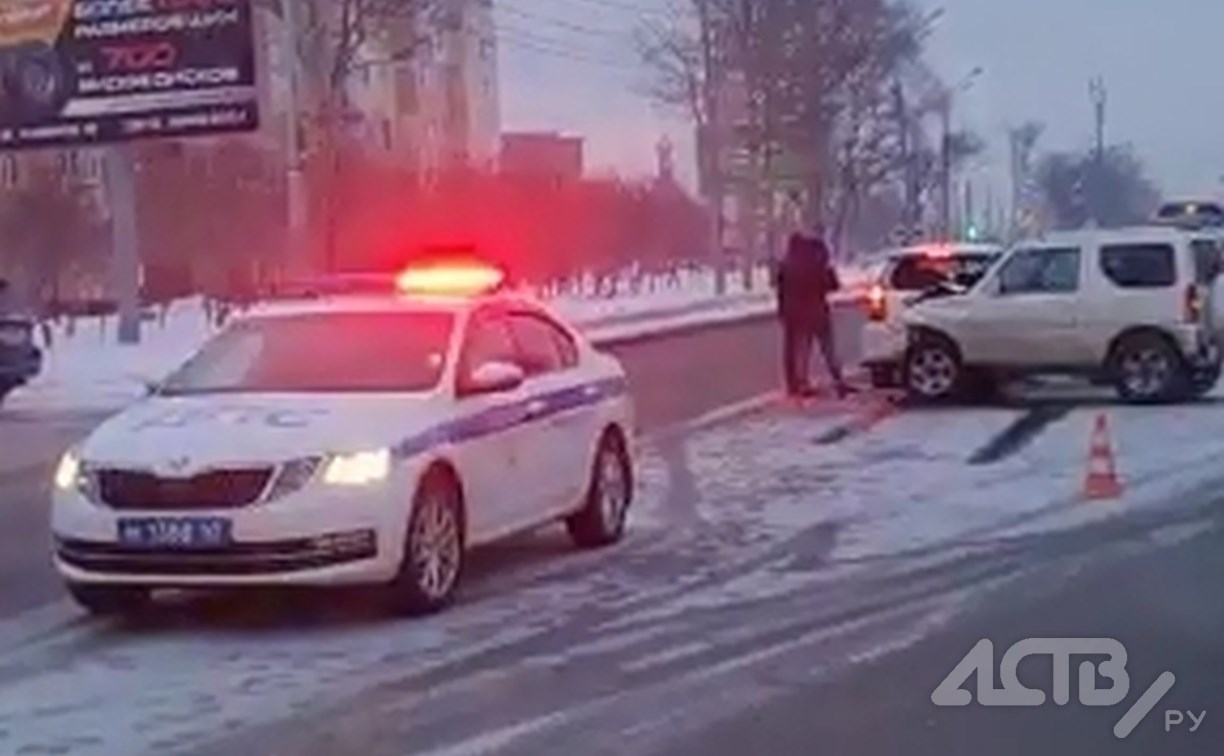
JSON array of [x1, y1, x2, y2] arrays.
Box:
[[67, 583, 151, 617], [393, 472, 464, 615], [567, 433, 631, 549]]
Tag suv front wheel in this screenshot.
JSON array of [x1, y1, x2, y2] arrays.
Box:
[[1110, 332, 1190, 404], [904, 335, 963, 402]]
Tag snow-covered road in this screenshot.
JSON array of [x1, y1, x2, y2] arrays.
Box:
[[3, 385, 1224, 755]]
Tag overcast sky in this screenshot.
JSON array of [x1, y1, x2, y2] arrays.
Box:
[[497, 0, 1224, 199]]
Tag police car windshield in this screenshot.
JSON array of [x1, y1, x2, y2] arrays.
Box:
[[159, 312, 454, 395]]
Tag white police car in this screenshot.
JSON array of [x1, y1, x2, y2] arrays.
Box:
[[51, 261, 635, 616]]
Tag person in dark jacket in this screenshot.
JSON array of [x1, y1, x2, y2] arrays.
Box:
[[775, 233, 851, 398]]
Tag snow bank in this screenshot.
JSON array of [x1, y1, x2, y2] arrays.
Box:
[[8, 272, 777, 415]]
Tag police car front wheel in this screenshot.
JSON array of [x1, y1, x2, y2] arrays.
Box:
[[392, 469, 465, 615], [567, 432, 632, 549]]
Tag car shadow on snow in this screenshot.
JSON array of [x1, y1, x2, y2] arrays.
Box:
[[99, 528, 598, 635]]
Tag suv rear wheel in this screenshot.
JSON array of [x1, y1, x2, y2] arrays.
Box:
[[1111, 332, 1190, 404], [904, 334, 963, 402]]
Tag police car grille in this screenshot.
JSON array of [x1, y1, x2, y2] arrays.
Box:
[[97, 468, 274, 511]]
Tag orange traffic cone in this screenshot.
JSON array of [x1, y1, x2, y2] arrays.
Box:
[[1083, 413, 1123, 500]]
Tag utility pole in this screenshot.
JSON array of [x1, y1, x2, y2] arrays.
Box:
[[984, 183, 995, 239], [939, 97, 952, 241], [282, 0, 308, 275], [939, 67, 983, 241], [105, 147, 141, 345], [1090, 76, 1107, 162], [963, 178, 975, 238], [1008, 128, 1019, 239], [696, 1, 726, 294], [1089, 77, 1107, 226], [893, 79, 917, 240]]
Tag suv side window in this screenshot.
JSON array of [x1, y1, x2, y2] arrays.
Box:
[[997, 247, 1082, 295], [1100, 244, 1177, 288], [507, 313, 571, 376], [459, 313, 518, 383]]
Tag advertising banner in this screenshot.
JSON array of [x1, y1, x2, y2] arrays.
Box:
[[0, 0, 259, 150]]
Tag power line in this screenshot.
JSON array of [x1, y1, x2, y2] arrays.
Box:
[[497, 30, 635, 71], [498, 20, 607, 51], [498, 4, 631, 39], [496, 20, 638, 65], [509, 0, 673, 19]]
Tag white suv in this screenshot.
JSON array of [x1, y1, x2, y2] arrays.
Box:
[[874, 226, 1223, 403]]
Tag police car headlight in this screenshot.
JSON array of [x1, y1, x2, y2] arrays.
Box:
[[54, 451, 81, 491], [323, 449, 392, 486]]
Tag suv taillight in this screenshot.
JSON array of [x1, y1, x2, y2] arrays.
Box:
[[1184, 283, 1204, 324], [866, 284, 888, 322]]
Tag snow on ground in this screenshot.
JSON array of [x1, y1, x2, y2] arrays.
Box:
[[5, 388, 1224, 755], [11, 300, 216, 414], [613, 390, 1224, 624], [982, 386, 1224, 540], [0, 400, 971, 756], [8, 270, 774, 415], [687, 390, 1224, 555]]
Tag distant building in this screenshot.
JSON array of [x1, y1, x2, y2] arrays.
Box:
[[252, 0, 500, 177], [500, 132, 584, 183], [369, 0, 501, 176]]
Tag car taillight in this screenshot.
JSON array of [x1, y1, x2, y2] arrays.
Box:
[[867, 284, 888, 322], [1184, 284, 1203, 323]]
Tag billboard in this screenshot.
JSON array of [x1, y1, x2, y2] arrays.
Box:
[[0, 0, 259, 150]]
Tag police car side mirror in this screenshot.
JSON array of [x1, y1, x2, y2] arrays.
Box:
[[464, 361, 525, 396]]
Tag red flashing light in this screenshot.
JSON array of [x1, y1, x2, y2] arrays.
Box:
[[396, 261, 507, 297], [920, 244, 954, 258]]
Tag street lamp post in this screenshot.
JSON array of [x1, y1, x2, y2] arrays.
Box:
[[281, 0, 308, 275], [939, 66, 984, 240]]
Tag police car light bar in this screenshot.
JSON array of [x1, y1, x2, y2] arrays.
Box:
[[395, 261, 507, 297]]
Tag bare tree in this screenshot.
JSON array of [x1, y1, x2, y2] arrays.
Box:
[[0, 160, 101, 306], [637, 1, 733, 288], [258, 0, 436, 269], [639, 0, 939, 261], [1037, 146, 1160, 230]]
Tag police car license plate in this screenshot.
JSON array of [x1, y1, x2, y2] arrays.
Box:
[[117, 518, 232, 550]]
